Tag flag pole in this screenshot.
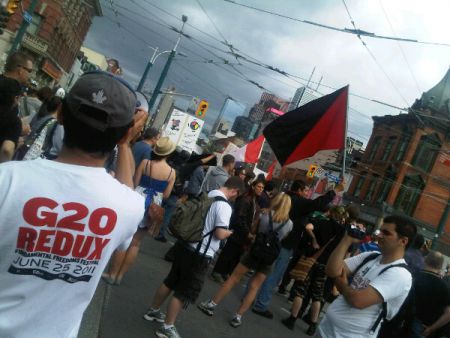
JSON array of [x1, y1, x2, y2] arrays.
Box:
[[341, 85, 349, 177]]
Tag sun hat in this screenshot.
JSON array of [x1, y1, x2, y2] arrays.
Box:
[[153, 137, 176, 156]]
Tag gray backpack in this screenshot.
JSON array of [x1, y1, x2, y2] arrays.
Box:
[[168, 193, 228, 243]]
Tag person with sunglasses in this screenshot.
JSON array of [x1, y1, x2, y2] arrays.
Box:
[[0, 52, 34, 162]]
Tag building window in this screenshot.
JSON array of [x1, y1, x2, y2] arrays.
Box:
[[412, 133, 441, 172], [368, 136, 381, 161], [381, 136, 397, 161], [353, 173, 366, 197], [365, 177, 378, 202], [394, 175, 425, 216], [395, 135, 410, 161], [376, 180, 392, 203], [26, 13, 42, 35]]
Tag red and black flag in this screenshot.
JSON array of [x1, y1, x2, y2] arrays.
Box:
[[263, 86, 348, 166]]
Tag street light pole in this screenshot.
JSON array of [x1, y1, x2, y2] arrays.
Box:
[[136, 48, 158, 92], [147, 15, 187, 121], [9, 0, 39, 54]]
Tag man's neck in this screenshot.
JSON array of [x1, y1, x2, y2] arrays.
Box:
[[3, 72, 20, 83], [424, 267, 441, 275], [143, 139, 153, 145], [380, 249, 405, 264], [55, 146, 106, 168]]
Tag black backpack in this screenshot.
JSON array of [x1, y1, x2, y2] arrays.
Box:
[[351, 253, 414, 338], [249, 213, 288, 266]]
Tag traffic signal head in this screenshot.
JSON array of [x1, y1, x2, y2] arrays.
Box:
[[306, 164, 318, 178], [5, 0, 20, 15], [195, 100, 208, 118]]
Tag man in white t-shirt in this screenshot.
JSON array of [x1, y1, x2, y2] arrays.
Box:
[[144, 176, 245, 338], [316, 215, 417, 338], [0, 71, 148, 338]]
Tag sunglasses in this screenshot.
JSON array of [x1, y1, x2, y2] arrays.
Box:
[[19, 65, 33, 73]]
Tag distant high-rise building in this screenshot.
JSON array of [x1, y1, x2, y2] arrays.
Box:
[[248, 92, 289, 122], [212, 97, 246, 135], [152, 86, 175, 129], [232, 116, 258, 141], [288, 87, 306, 111]]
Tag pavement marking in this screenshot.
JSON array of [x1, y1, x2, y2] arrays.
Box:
[[280, 307, 291, 314]]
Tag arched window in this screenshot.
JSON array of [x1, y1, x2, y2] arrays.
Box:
[[394, 174, 425, 215], [412, 133, 441, 172]]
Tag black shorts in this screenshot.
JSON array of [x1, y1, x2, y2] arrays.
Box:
[[293, 262, 327, 302], [163, 243, 211, 304]]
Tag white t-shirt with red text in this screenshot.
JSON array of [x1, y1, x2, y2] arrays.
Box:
[[318, 252, 412, 338], [0, 159, 144, 338]]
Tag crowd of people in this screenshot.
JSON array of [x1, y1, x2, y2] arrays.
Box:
[[0, 51, 449, 338]]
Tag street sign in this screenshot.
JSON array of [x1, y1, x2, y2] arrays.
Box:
[[325, 172, 340, 183], [23, 11, 32, 24]]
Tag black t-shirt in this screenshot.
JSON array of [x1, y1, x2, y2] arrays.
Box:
[[0, 110, 22, 146], [310, 218, 346, 264], [414, 270, 450, 329]]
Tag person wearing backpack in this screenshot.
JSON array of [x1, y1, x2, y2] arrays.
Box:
[[144, 176, 244, 338], [198, 193, 293, 328], [315, 215, 417, 338]]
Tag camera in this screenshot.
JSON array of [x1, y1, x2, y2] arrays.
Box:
[[346, 223, 366, 240]]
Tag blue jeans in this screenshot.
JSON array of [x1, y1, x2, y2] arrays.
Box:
[[252, 247, 293, 311], [158, 195, 178, 238]]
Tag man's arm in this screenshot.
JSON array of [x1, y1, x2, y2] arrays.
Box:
[[0, 140, 15, 163], [325, 233, 354, 278], [214, 228, 233, 240], [333, 269, 384, 309], [305, 223, 320, 249], [115, 110, 148, 188], [423, 306, 450, 337]]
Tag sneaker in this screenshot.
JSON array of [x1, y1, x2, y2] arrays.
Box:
[[251, 308, 273, 319], [198, 301, 215, 316], [306, 323, 317, 336], [143, 308, 166, 323], [229, 315, 242, 328], [210, 272, 225, 284], [281, 317, 295, 330], [155, 325, 181, 338]]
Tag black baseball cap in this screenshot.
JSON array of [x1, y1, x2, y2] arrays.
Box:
[[65, 71, 137, 131]]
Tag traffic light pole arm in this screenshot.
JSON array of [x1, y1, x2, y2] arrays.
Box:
[[9, 0, 39, 54]]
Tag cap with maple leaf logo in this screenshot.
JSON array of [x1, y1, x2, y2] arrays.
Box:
[[65, 71, 137, 131]]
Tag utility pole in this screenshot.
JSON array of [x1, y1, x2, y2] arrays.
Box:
[[147, 15, 187, 120], [9, 0, 39, 54]]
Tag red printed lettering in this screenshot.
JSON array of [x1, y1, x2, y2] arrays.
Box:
[[89, 208, 117, 235], [57, 202, 89, 232], [72, 235, 94, 258], [16, 227, 38, 251], [51, 231, 74, 256], [87, 237, 111, 259], [23, 197, 58, 227], [34, 229, 56, 253]]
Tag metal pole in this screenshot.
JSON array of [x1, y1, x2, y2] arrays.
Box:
[[341, 85, 349, 177], [9, 0, 39, 54], [136, 48, 158, 92], [146, 17, 187, 124], [431, 199, 449, 250]]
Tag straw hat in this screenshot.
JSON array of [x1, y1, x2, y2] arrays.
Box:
[[153, 137, 176, 156]]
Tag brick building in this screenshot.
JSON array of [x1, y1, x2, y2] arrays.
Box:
[[347, 68, 450, 252], [1, 0, 101, 86]]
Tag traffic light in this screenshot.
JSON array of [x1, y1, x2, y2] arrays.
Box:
[[306, 164, 318, 178], [0, 7, 10, 35], [5, 0, 20, 15], [195, 100, 208, 119]]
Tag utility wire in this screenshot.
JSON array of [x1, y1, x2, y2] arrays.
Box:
[[223, 0, 450, 47], [378, 0, 422, 94], [341, 0, 410, 106]]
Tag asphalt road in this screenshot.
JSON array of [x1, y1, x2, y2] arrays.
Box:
[[79, 235, 315, 338]]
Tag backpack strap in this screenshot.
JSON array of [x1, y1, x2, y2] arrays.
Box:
[[195, 195, 230, 257], [369, 262, 410, 334], [41, 120, 58, 158], [274, 220, 288, 233], [352, 252, 381, 277]]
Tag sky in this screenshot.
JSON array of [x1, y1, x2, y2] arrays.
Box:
[[84, 0, 450, 146]]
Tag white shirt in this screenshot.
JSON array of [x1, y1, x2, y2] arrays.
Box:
[[318, 252, 412, 338], [0, 159, 144, 338], [189, 190, 232, 258]]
